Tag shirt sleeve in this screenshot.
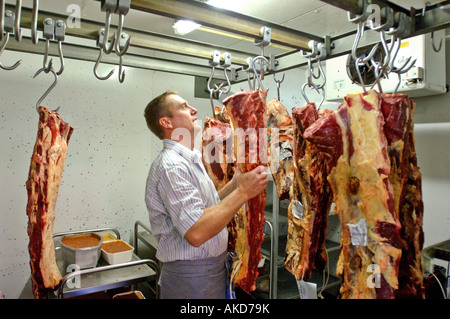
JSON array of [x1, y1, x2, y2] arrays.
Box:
[[158, 164, 205, 237]]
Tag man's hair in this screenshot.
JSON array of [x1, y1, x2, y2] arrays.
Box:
[[144, 90, 178, 139]]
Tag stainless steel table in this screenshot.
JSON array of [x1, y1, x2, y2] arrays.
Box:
[[50, 228, 159, 299]]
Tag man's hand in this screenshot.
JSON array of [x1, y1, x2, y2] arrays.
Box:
[[236, 165, 269, 200]]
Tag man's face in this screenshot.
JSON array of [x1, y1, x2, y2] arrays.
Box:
[[165, 94, 201, 139]]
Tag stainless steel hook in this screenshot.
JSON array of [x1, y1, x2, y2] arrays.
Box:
[[100, 0, 117, 54], [301, 82, 325, 110], [54, 20, 65, 75], [352, 20, 379, 63], [118, 55, 125, 83], [114, 0, 131, 56], [14, 0, 21, 42], [0, 10, 21, 70], [94, 29, 115, 80], [431, 31, 443, 52], [31, 0, 38, 44], [273, 72, 285, 100], [33, 61, 59, 113], [117, 33, 130, 83], [219, 52, 232, 95], [42, 18, 54, 71], [252, 55, 269, 91]]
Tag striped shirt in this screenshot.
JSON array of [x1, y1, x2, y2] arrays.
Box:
[[145, 139, 228, 262]]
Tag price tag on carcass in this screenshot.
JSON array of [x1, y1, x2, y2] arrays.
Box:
[[296, 280, 317, 299]]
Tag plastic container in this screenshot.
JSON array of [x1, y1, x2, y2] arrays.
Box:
[[101, 240, 134, 264], [61, 233, 103, 269]]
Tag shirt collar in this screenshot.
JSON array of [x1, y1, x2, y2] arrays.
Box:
[[163, 139, 202, 163]]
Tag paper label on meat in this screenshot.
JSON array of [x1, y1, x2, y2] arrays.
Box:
[[297, 280, 317, 299], [291, 200, 304, 220], [347, 219, 367, 246], [279, 140, 293, 161]]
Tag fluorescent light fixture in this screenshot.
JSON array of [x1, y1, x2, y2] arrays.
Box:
[[172, 20, 201, 35]]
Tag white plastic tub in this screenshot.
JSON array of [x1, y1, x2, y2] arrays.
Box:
[[101, 240, 134, 264]]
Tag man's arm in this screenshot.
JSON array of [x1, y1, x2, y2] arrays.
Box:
[[185, 165, 268, 247], [216, 167, 241, 200]]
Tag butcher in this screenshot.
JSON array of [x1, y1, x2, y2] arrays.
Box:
[[143, 90, 268, 299]]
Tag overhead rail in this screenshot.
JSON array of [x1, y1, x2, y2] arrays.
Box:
[[117, 0, 323, 51], [319, 0, 450, 35], [2, 1, 449, 84], [5, 3, 254, 67]]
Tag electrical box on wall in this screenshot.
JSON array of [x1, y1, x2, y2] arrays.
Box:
[[325, 30, 446, 101]]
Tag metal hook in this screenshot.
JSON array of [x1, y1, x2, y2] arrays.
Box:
[[118, 55, 125, 83], [352, 20, 380, 63], [33, 61, 59, 113], [0, 33, 21, 70], [219, 52, 232, 95], [273, 73, 285, 100], [252, 55, 269, 91], [14, 0, 21, 42], [100, 0, 117, 54], [54, 20, 65, 75], [42, 18, 54, 71], [0, 10, 21, 70], [114, 0, 131, 56], [354, 56, 368, 92], [116, 32, 129, 83], [301, 82, 325, 110], [243, 57, 255, 90], [423, 2, 442, 52], [431, 31, 442, 52], [31, 0, 38, 44], [94, 29, 115, 80]]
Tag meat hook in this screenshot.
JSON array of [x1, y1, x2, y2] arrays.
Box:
[[114, 0, 131, 56], [33, 61, 59, 113], [100, 0, 117, 54], [301, 82, 325, 110], [94, 29, 115, 80], [116, 32, 129, 83], [54, 20, 65, 76], [219, 52, 232, 95], [42, 18, 54, 71], [252, 55, 270, 91], [0, 9, 21, 70], [351, 20, 379, 64], [273, 72, 285, 101], [14, 0, 21, 42], [31, 0, 38, 44], [118, 55, 125, 83]]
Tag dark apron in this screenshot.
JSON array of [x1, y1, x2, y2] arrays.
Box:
[[160, 251, 227, 299]]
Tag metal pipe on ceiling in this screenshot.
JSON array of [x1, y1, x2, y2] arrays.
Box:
[[319, 0, 450, 35], [6, 4, 254, 66], [119, 0, 323, 50]]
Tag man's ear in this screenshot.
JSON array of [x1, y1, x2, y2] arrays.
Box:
[[159, 116, 172, 129]]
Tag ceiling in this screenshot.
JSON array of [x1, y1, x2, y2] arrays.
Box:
[[6, 0, 443, 59]]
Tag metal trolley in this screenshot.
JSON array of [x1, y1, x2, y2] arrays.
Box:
[[52, 227, 160, 299]]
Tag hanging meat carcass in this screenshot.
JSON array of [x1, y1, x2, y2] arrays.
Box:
[[26, 106, 73, 299], [304, 90, 403, 299], [201, 107, 241, 252], [284, 103, 333, 280], [223, 90, 268, 293], [266, 99, 294, 201], [379, 93, 425, 299]]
